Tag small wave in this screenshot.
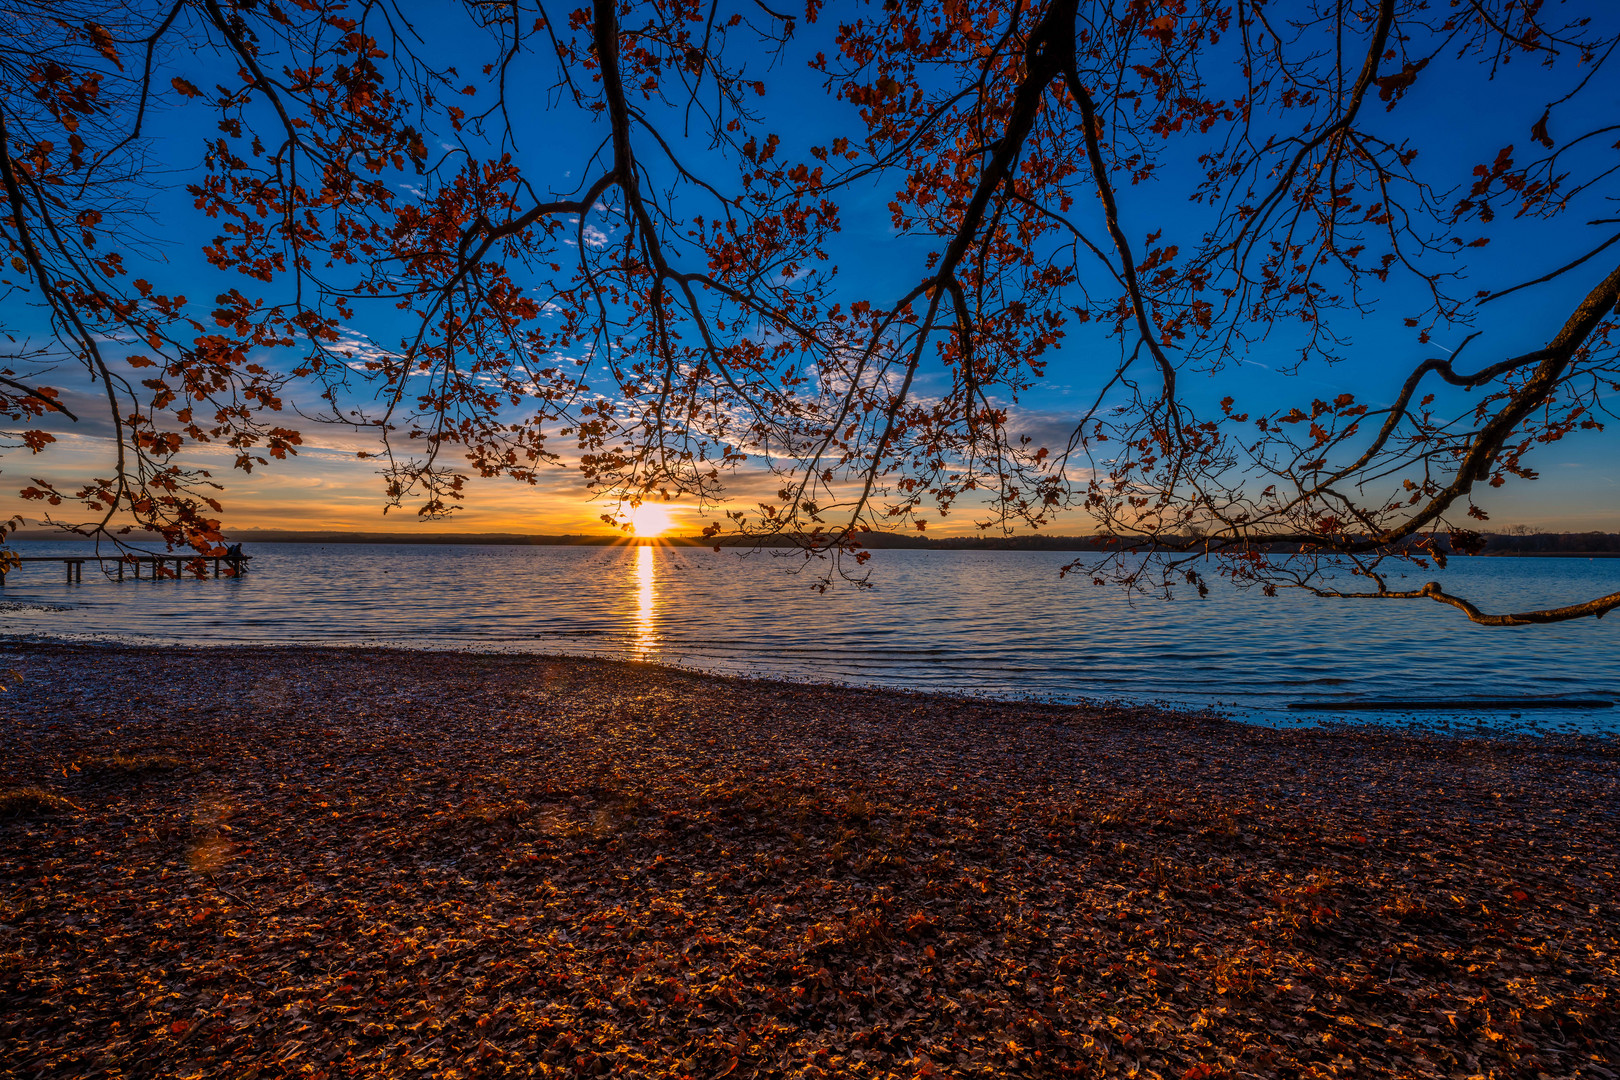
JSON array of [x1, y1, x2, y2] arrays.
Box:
[[0, 601, 75, 613]]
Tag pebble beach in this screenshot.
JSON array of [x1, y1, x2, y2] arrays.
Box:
[[1, 642, 1616, 1078]]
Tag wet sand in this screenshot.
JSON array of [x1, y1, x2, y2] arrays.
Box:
[[1, 642, 1616, 1077]]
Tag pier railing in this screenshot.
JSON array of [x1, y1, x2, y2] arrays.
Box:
[[0, 555, 251, 585]]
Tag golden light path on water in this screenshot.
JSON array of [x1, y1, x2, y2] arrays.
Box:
[[635, 543, 656, 655]]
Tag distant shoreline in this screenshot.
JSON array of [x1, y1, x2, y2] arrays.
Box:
[[11, 528, 1620, 556]]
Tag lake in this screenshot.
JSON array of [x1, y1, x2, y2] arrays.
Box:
[[3, 541, 1616, 733]]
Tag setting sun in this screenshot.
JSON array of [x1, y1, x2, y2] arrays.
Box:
[[623, 502, 677, 537]]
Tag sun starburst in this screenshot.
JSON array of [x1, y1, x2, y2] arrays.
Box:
[[623, 502, 676, 537]]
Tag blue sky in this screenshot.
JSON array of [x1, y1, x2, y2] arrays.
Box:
[[7, 2, 1618, 536]]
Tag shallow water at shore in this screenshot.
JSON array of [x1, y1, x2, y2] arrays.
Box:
[[2, 541, 1617, 732]]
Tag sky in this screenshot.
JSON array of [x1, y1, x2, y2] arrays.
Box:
[[6, 1, 1619, 538]]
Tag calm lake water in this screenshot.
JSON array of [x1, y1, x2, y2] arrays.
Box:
[[4, 541, 1617, 733]]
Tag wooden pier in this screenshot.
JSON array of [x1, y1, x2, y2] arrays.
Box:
[[0, 554, 250, 586]]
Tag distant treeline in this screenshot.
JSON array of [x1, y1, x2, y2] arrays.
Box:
[[1475, 531, 1620, 555], [851, 531, 1620, 555], [206, 530, 1126, 550], [11, 528, 1620, 555], [228, 530, 645, 547]]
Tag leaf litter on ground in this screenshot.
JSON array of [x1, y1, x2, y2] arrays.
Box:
[[0, 642, 1616, 1078]]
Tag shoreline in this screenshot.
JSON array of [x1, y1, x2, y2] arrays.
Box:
[[2, 632, 1612, 743], [3, 643, 1617, 1076]]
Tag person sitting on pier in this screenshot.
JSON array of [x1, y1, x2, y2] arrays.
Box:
[[226, 543, 243, 559]]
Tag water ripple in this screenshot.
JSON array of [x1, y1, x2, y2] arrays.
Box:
[[2, 542, 1616, 732]]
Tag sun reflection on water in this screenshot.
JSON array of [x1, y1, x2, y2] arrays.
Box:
[[635, 544, 655, 655]]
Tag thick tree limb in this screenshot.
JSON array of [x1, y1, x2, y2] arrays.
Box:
[[1314, 580, 1620, 625]]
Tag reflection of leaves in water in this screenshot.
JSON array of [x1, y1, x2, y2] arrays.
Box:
[[0, 601, 74, 613]]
